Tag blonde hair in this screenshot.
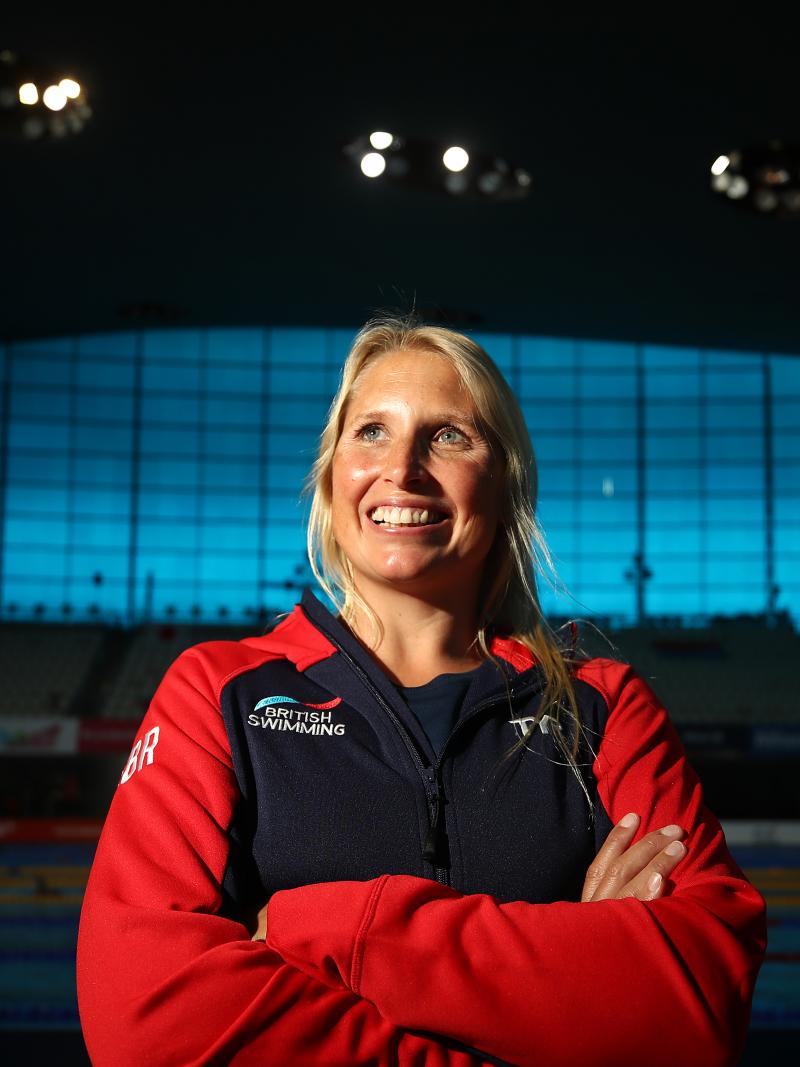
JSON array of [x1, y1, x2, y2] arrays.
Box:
[[306, 314, 587, 783]]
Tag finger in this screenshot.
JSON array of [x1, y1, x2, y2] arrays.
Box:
[[587, 824, 686, 902], [251, 903, 268, 942], [618, 838, 687, 902], [581, 812, 640, 902]]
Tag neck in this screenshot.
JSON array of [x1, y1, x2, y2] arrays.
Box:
[[344, 581, 485, 687]]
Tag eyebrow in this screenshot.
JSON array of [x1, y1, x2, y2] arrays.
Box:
[[348, 409, 478, 426]]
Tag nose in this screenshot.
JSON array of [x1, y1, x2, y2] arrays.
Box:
[[383, 434, 425, 486]]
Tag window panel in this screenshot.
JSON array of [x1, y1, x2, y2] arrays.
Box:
[[7, 453, 69, 482], [577, 498, 636, 526], [11, 357, 72, 386], [644, 367, 701, 400], [532, 436, 578, 464], [205, 427, 261, 457], [775, 465, 800, 492], [9, 420, 70, 451], [202, 395, 261, 425], [199, 523, 259, 552], [705, 466, 764, 493], [74, 423, 133, 452], [579, 371, 636, 400], [577, 341, 637, 368], [641, 345, 700, 369], [519, 369, 575, 401], [270, 329, 329, 365], [207, 328, 266, 364], [647, 498, 703, 525], [647, 527, 703, 554], [77, 332, 138, 359], [577, 434, 635, 463], [517, 336, 576, 369], [10, 388, 71, 419], [201, 458, 260, 488], [141, 394, 201, 423], [646, 401, 701, 431], [5, 485, 70, 514], [205, 363, 263, 394], [73, 452, 130, 482], [76, 359, 135, 389], [774, 435, 800, 461], [73, 488, 130, 514], [75, 391, 134, 421], [141, 426, 201, 456], [525, 405, 577, 433], [581, 403, 636, 432], [706, 402, 762, 431], [646, 433, 702, 462], [139, 456, 199, 486], [647, 557, 703, 586], [69, 550, 130, 581], [707, 434, 763, 462], [198, 491, 260, 521], [578, 466, 638, 495], [71, 519, 130, 549]]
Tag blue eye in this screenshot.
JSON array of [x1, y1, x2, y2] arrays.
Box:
[[359, 424, 385, 441], [437, 427, 466, 444]]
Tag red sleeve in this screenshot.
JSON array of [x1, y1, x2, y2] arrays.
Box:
[[76, 645, 489, 1067], [265, 661, 767, 1067]]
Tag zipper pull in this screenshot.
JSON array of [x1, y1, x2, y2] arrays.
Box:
[[422, 773, 450, 867]]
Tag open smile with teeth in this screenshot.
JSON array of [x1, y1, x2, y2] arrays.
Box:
[[370, 506, 445, 526]]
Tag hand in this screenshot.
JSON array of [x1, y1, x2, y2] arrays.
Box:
[[581, 812, 687, 902], [251, 903, 268, 942]]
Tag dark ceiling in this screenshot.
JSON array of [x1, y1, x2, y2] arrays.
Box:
[[3, 11, 799, 353]]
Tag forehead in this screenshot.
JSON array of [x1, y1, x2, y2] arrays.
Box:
[[348, 349, 472, 409]]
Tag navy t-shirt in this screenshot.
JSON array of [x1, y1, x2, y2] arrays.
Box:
[[397, 667, 482, 756]]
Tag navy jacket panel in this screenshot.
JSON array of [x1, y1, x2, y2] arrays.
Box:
[[219, 592, 620, 909]]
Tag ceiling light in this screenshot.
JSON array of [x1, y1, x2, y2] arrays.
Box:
[[18, 82, 37, 105], [369, 131, 393, 150], [360, 152, 386, 178], [442, 146, 469, 172], [59, 78, 81, 99], [710, 155, 730, 176], [42, 84, 67, 111]]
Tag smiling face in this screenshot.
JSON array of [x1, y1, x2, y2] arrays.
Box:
[[331, 349, 504, 605]]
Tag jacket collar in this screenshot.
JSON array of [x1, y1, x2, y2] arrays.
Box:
[[280, 588, 540, 695]]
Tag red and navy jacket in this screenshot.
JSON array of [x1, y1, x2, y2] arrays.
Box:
[[77, 590, 766, 1067]]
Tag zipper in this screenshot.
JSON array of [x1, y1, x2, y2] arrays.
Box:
[[318, 631, 451, 882], [306, 608, 544, 885]]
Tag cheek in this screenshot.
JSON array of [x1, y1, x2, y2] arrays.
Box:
[[332, 449, 375, 498]]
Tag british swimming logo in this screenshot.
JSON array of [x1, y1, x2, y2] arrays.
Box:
[[248, 694, 345, 736]]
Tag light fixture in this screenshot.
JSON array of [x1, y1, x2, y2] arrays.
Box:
[[710, 155, 730, 177], [710, 142, 800, 218], [343, 132, 532, 202], [1, 50, 91, 142], [360, 152, 386, 178], [18, 81, 37, 105], [442, 146, 469, 172], [42, 84, 67, 111], [369, 130, 393, 150], [59, 77, 80, 99]]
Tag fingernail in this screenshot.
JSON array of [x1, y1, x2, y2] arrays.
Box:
[[619, 812, 639, 828], [648, 873, 662, 892], [665, 840, 685, 857], [660, 824, 682, 837]]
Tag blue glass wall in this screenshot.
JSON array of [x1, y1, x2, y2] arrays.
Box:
[[0, 328, 797, 626]]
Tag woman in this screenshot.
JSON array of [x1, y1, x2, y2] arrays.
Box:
[[77, 317, 766, 1067]]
